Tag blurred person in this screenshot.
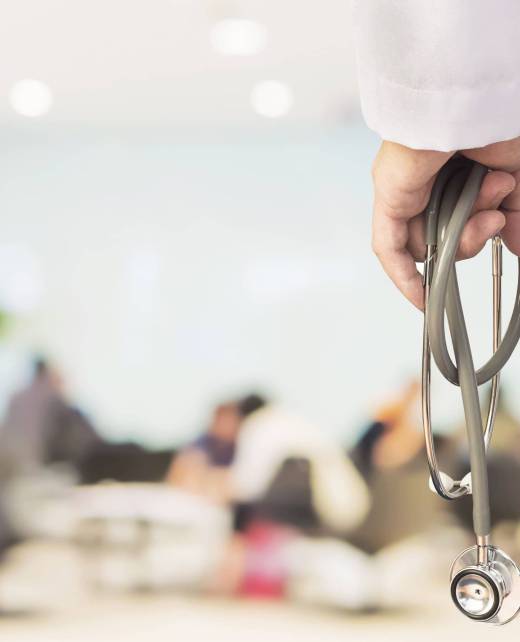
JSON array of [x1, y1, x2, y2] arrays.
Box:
[[349, 379, 455, 554], [0, 356, 99, 477], [166, 395, 265, 503], [211, 389, 460, 611], [352, 2, 520, 309], [351, 379, 424, 478], [328, 380, 467, 611], [213, 397, 371, 598], [232, 399, 370, 536]]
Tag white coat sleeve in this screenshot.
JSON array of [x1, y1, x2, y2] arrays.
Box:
[[352, 0, 520, 151]]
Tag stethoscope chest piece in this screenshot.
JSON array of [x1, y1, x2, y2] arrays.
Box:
[[450, 546, 520, 624]]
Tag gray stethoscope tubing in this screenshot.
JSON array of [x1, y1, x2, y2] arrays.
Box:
[[421, 157, 520, 623]]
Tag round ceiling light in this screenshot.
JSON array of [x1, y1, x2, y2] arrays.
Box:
[[210, 18, 267, 56]]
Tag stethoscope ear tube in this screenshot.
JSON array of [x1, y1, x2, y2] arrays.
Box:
[[421, 157, 520, 624]]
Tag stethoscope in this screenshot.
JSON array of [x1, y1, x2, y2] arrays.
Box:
[[422, 156, 520, 624]]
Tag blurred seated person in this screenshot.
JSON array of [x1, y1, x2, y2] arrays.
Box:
[[348, 379, 456, 553], [351, 379, 423, 478], [0, 356, 100, 478], [232, 401, 370, 535], [214, 398, 371, 595], [166, 395, 265, 503]]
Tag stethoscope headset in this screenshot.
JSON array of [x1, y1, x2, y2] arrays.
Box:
[[422, 156, 520, 625]]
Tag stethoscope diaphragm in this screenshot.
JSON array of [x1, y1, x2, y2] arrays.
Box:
[[450, 546, 520, 625]]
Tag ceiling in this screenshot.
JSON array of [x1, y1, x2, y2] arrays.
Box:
[[0, 0, 359, 127]]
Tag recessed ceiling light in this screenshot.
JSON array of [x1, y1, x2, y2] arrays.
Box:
[[251, 81, 293, 118], [9, 79, 53, 118], [210, 18, 267, 56]]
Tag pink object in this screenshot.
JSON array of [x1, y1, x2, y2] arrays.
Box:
[[240, 521, 295, 598]]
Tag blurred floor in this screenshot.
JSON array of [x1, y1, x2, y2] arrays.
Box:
[[0, 591, 517, 642], [0, 542, 518, 642]]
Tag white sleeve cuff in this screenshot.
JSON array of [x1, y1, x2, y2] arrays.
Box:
[[358, 64, 520, 152]]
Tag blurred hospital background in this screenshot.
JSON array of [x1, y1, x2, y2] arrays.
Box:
[[0, 1, 520, 641]]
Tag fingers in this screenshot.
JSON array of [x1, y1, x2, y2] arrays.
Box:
[[456, 170, 513, 259], [407, 210, 506, 262], [406, 213, 426, 261], [502, 170, 520, 211], [471, 170, 515, 213], [456, 210, 506, 259], [372, 198, 425, 309], [502, 211, 520, 255], [371, 142, 452, 309], [501, 170, 520, 255], [373, 139, 520, 310], [406, 170, 513, 262], [370, 145, 516, 308]]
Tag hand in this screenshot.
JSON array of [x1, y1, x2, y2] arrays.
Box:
[[371, 138, 520, 309]]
